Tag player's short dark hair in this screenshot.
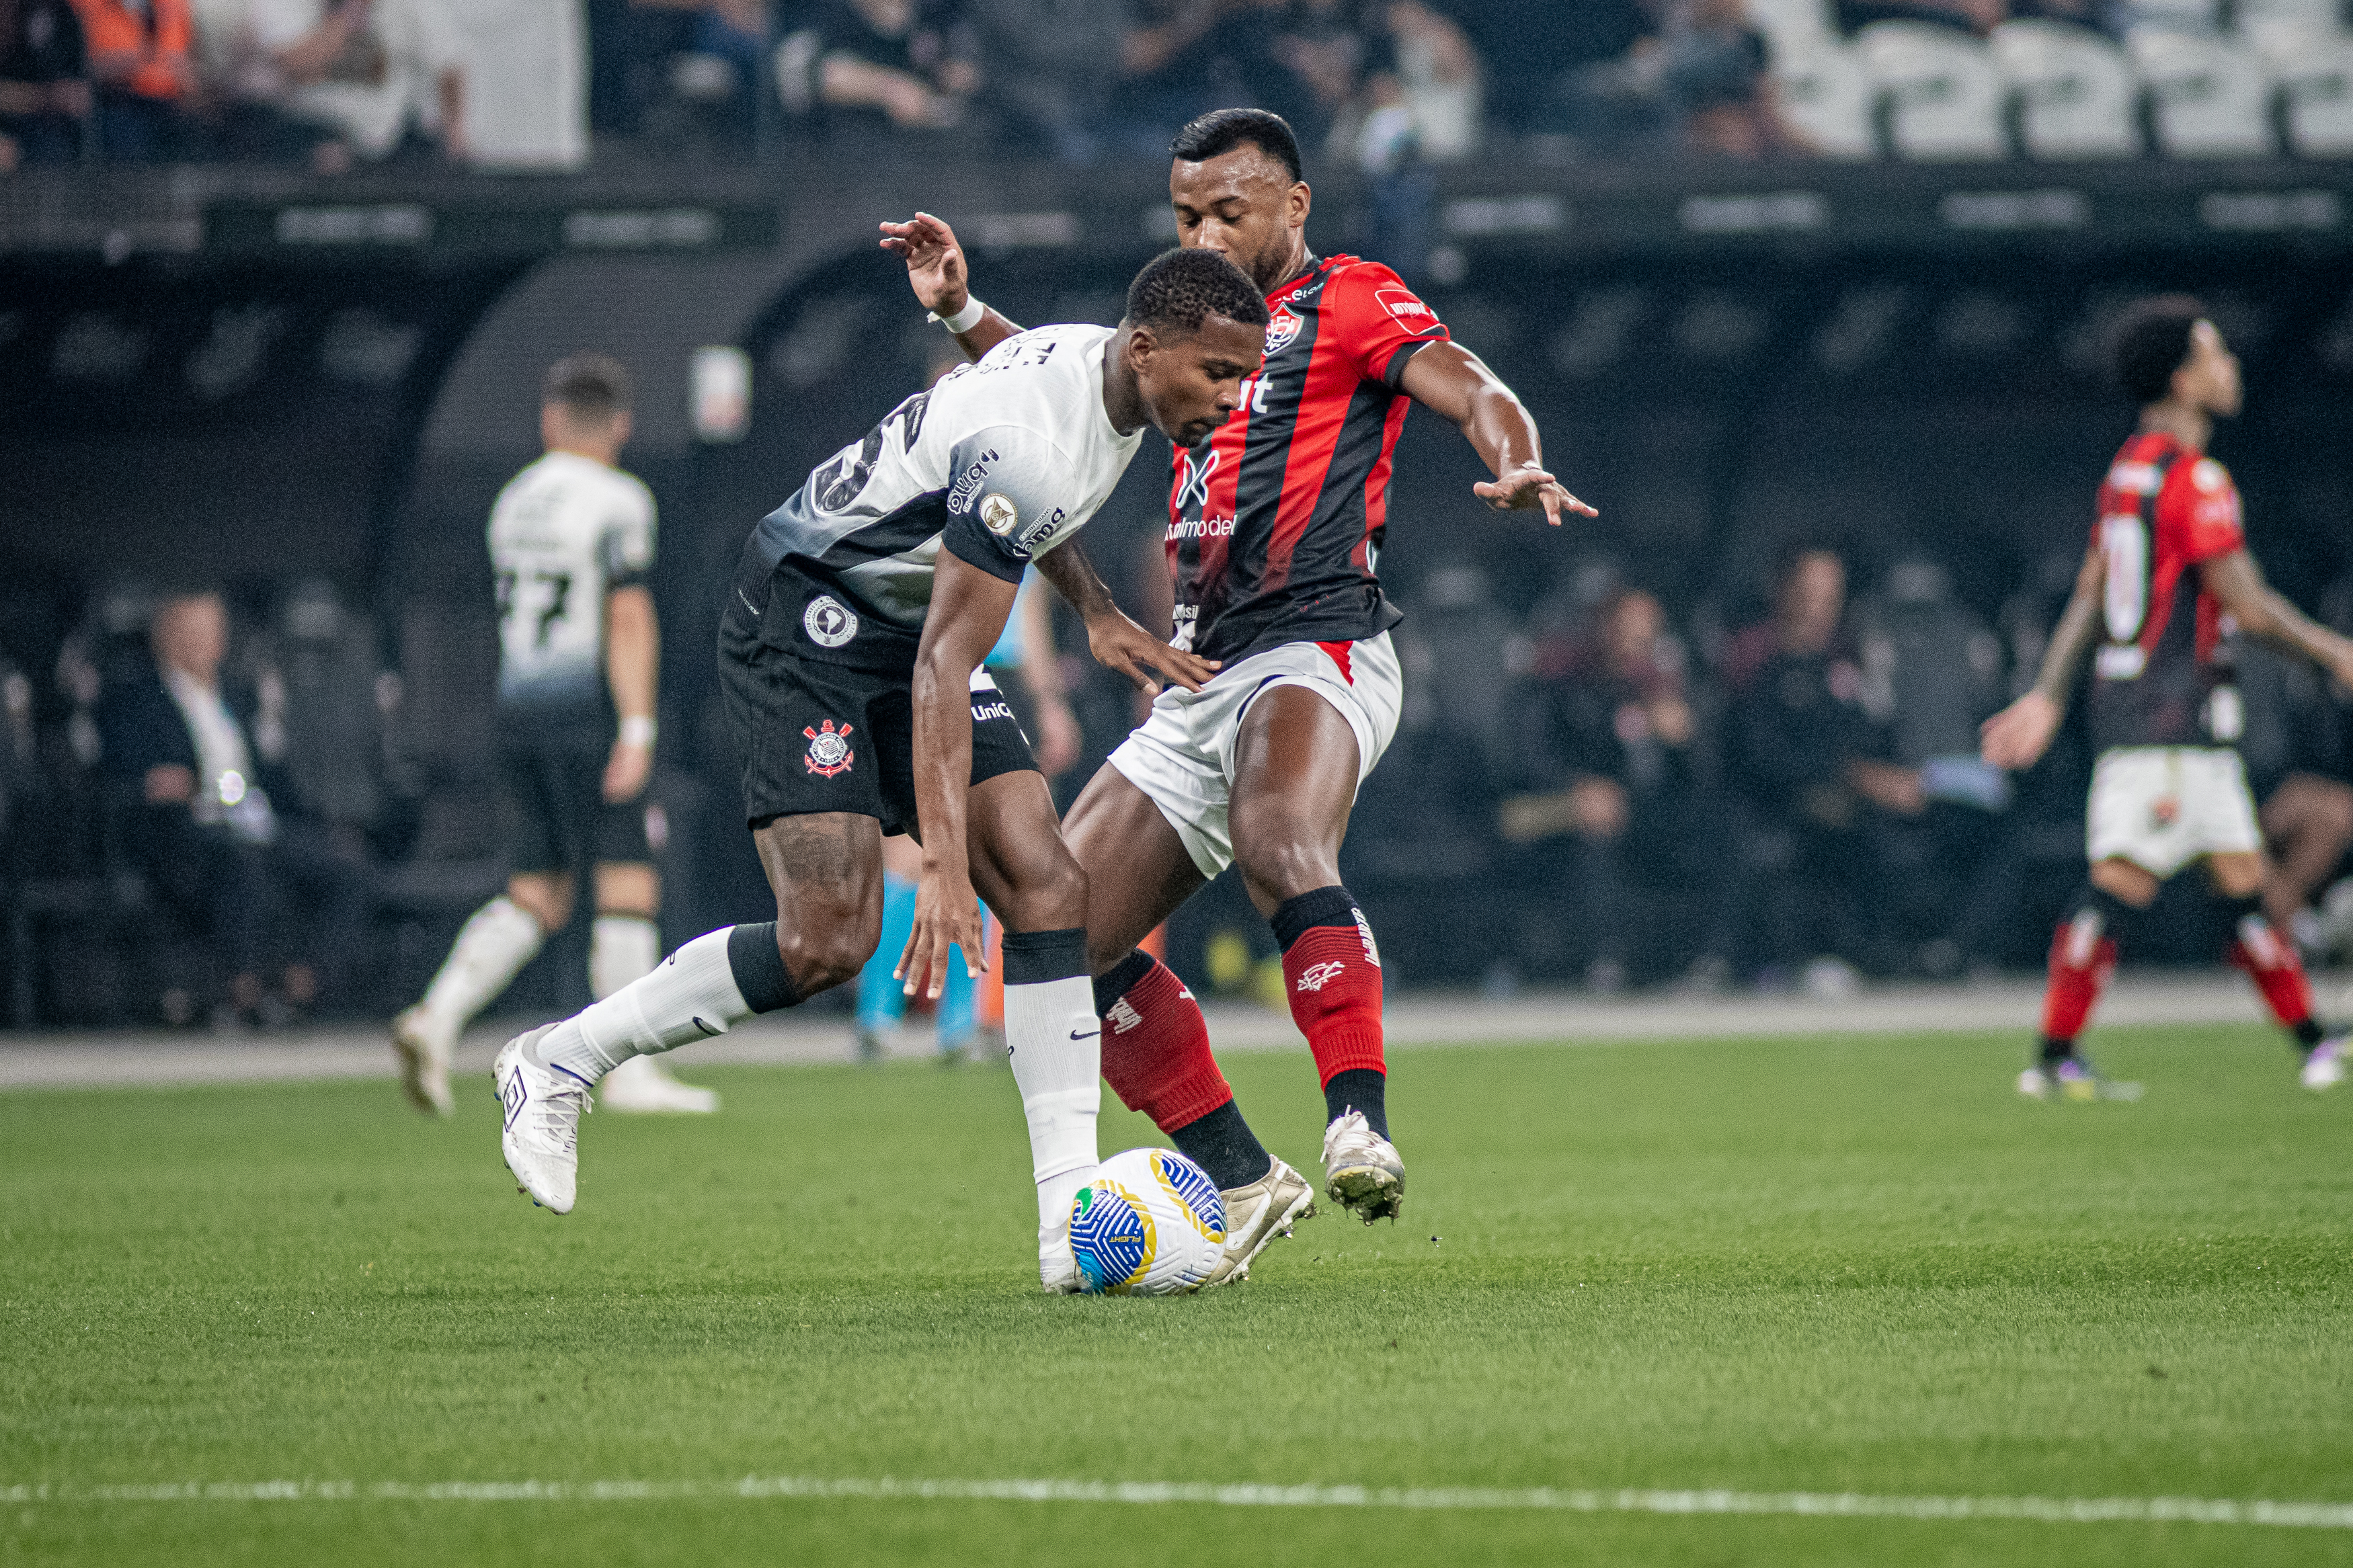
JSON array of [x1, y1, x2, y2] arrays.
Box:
[[1170, 108, 1304, 183], [1125, 248, 1270, 341], [2111, 296, 2206, 407], [543, 353, 632, 422]]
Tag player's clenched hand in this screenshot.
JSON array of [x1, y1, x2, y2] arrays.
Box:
[[1086, 610, 1219, 696], [1980, 691, 2060, 772], [897, 862, 986, 1001], [879, 212, 968, 318], [1474, 463, 1597, 527], [602, 737, 652, 804]]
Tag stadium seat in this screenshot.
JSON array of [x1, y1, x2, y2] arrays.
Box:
[[1991, 20, 2142, 159], [1858, 22, 2010, 161], [2241, 11, 2353, 158], [1745, 0, 1837, 56], [1771, 37, 1880, 159], [449, 0, 590, 171], [2129, 27, 2276, 157]]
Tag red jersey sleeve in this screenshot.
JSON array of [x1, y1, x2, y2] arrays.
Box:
[[2157, 454, 2245, 564], [1329, 261, 1450, 390]]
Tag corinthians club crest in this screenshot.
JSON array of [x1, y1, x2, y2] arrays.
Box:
[[803, 719, 855, 778]]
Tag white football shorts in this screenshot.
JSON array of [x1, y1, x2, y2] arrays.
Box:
[[2085, 745, 2262, 878], [1108, 632, 1404, 878]]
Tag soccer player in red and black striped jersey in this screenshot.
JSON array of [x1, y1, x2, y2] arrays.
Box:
[[1982, 296, 2353, 1097], [885, 108, 1593, 1274]]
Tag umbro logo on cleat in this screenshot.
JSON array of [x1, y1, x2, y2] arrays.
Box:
[[500, 1071, 527, 1131], [1295, 961, 1347, 993]]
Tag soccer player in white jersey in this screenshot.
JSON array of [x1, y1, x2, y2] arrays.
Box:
[[393, 355, 717, 1117], [492, 250, 1263, 1292]]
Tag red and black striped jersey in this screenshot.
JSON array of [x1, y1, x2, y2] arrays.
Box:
[[2086, 429, 2247, 751], [1165, 253, 1449, 665]]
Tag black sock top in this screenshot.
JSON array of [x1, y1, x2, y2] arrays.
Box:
[[726, 922, 801, 1014], [1271, 885, 1359, 952], [1092, 948, 1157, 1017], [1001, 927, 1088, 986]]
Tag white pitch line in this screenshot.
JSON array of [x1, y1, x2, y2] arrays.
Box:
[[5, 1477, 2350, 1528]]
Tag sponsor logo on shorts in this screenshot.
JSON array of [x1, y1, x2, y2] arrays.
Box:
[[1295, 960, 1347, 993], [803, 595, 858, 649], [971, 700, 1015, 723], [803, 719, 855, 778]]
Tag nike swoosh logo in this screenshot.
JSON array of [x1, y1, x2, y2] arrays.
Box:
[[1069, 1028, 1100, 1040], [690, 1016, 720, 1038]]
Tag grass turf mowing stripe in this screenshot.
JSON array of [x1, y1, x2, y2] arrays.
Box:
[[7, 1479, 2352, 1528]]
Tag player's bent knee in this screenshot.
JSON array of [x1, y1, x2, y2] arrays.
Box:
[[2089, 858, 2159, 909], [775, 919, 875, 995], [1002, 854, 1089, 934]]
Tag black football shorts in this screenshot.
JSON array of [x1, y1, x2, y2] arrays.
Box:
[[496, 734, 655, 874], [717, 614, 1036, 837]]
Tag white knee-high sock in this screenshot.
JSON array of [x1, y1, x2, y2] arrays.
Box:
[[532, 927, 751, 1083], [1000, 928, 1101, 1241], [590, 914, 662, 1000], [415, 896, 544, 1033]]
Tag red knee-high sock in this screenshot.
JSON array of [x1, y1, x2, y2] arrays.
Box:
[[1272, 886, 1386, 1087], [2227, 904, 2319, 1036], [1094, 952, 1232, 1132], [2041, 907, 2118, 1045]]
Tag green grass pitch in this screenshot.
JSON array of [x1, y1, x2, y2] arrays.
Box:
[[4, 1023, 2351, 1567]]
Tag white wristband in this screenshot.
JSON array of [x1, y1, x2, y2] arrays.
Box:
[[928, 296, 986, 335], [619, 716, 657, 747]]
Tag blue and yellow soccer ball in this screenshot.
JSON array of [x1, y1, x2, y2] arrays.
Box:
[[1069, 1148, 1228, 1295]]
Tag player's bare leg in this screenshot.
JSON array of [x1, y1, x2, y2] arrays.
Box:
[[2199, 850, 2346, 1089], [395, 869, 568, 1116], [1227, 688, 1402, 1222], [495, 815, 877, 1212], [1062, 768, 1314, 1283], [591, 860, 720, 1114]]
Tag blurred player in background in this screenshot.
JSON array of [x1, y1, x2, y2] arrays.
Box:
[[1982, 297, 2353, 1098], [887, 106, 1593, 1273], [489, 251, 1259, 1296], [392, 354, 717, 1117]]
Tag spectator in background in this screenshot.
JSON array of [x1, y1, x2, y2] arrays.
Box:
[[2238, 629, 2353, 958], [69, 0, 200, 159], [1106, 0, 1294, 153], [1837, 0, 2006, 33], [99, 590, 368, 1026], [1499, 586, 1708, 991], [962, 0, 1124, 159], [616, 0, 765, 142], [1714, 546, 1923, 991], [1554, 0, 1808, 160], [779, 0, 975, 133], [231, 0, 469, 163], [1, 0, 91, 168]]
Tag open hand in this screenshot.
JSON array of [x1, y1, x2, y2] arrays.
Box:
[[602, 737, 651, 804], [879, 212, 969, 317], [1473, 463, 1597, 526], [896, 863, 987, 1001], [1980, 691, 2059, 772], [1086, 610, 1219, 696]]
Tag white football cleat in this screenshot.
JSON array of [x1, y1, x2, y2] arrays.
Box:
[[495, 1025, 591, 1214], [1039, 1216, 1084, 1295], [391, 1005, 454, 1117], [1203, 1158, 1316, 1287], [597, 1055, 720, 1114], [2302, 1036, 2347, 1091], [1322, 1110, 1405, 1224], [2016, 1066, 2053, 1100]]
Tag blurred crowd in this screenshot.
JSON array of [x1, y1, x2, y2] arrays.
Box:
[[8, 540, 2353, 1028], [11, 0, 2338, 175], [1353, 542, 2353, 998]]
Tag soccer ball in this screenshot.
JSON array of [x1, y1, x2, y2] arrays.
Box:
[[1069, 1147, 1227, 1296]]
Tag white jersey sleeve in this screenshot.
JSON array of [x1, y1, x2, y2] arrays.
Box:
[[601, 476, 658, 589], [939, 423, 1095, 585]]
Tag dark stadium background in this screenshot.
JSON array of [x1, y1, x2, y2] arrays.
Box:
[[5, 20, 2352, 1026]]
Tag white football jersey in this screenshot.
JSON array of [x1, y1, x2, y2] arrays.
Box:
[[736, 323, 1142, 669], [488, 449, 657, 711]]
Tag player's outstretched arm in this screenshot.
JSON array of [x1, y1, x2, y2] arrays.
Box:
[[1033, 538, 1219, 696], [602, 584, 658, 803], [902, 550, 1020, 1000], [2203, 548, 2353, 690], [879, 212, 1023, 363], [1981, 546, 2102, 772], [1398, 341, 1597, 527]]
